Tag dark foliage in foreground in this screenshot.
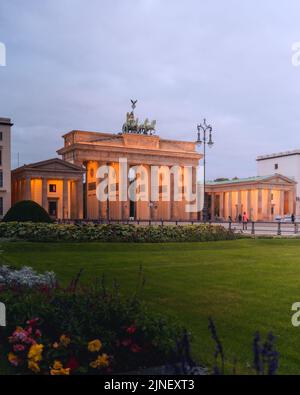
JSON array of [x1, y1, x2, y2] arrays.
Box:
[[208, 318, 279, 375]]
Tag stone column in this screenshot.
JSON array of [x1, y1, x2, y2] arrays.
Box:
[[219, 192, 224, 220], [257, 189, 263, 220], [96, 161, 109, 220], [145, 164, 152, 221], [119, 159, 129, 221], [247, 190, 252, 220], [280, 190, 284, 216], [267, 189, 272, 220], [289, 190, 295, 215], [211, 193, 215, 221], [97, 161, 104, 220], [25, 177, 31, 201], [228, 191, 232, 219], [76, 179, 83, 219], [15, 180, 19, 202], [150, 165, 157, 221], [190, 165, 198, 221], [237, 190, 242, 217], [170, 168, 175, 221], [63, 178, 69, 219], [42, 178, 48, 212], [170, 167, 180, 221]]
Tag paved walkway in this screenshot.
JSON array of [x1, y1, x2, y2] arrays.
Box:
[[220, 221, 299, 236], [58, 219, 300, 236]]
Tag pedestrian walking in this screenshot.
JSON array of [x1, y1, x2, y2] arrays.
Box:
[[242, 211, 249, 230], [291, 213, 295, 223]]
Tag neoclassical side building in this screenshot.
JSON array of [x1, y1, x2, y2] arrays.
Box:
[[205, 174, 296, 221], [12, 158, 84, 219]]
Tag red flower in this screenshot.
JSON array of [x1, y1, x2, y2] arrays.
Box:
[[126, 325, 137, 335], [66, 356, 79, 371], [121, 338, 132, 347], [26, 318, 39, 327], [130, 343, 142, 353]]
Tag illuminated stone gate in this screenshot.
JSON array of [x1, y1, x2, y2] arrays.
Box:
[[57, 105, 201, 221]]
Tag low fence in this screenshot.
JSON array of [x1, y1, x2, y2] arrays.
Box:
[[224, 221, 300, 236], [56, 219, 300, 236]]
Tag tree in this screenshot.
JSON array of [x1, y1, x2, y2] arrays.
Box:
[[3, 200, 52, 223]]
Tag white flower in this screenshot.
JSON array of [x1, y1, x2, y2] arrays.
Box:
[[0, 265, 56, 288]]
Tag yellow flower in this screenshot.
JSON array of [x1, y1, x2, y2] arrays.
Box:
[[8, 352, 19, 365], [50, 368, 70, 375], [50, 360, 71, 375], [53, 360, 63, 370], [98, 353, 109, 367], [89, 360, 98, 369], [89, 353, 109, 369], [60, 334, 71, 347], [60, 368, 71, 375], [28, 344, 43, 362], [88, 339, 102, 353], [28, 360, 40, 373], [50, 369, 60, 375]]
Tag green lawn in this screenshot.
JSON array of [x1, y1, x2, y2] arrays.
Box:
[[1, 238, 300, 374]]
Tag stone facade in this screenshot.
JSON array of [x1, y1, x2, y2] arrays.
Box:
[[257, 150, 300, 215], [57, 130, 201, 221], [11, 158, 84, 219], [205, 174, 296, 221]]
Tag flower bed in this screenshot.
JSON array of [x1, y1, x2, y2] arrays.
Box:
[[0, 275, 183, 375], [0, 222, 236, 243], [0, 265, 56, 288]]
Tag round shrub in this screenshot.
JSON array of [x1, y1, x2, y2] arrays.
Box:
[[3, 200, 52, 223]]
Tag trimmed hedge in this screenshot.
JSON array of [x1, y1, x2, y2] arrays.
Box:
[[3, 200, 52, 223], [0, 222, 236, 242]]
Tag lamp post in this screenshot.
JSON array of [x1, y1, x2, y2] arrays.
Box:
[[196, 119, 214, 223]]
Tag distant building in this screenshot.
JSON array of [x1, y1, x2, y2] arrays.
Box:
[[205, 174, 296, 221], [12, 158, 84, 219], [257, 150, 300, 215], [0, 117, 12, 217]]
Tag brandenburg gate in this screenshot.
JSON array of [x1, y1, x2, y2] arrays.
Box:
[[57, 102, 201, 221]]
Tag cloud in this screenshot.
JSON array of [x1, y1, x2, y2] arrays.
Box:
[[1, 0, 300, 175]]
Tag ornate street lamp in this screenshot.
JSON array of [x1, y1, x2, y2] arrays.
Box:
[[196, 119, 214, 223]]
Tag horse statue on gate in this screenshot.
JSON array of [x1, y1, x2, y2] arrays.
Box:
[[122, 100, 157, 135]]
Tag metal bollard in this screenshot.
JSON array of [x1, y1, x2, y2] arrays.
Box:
[[277, 222, 281, 236], [251, 221, 255, 235], [295, 223, 298, 234]]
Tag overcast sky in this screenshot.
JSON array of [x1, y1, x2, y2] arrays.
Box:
[[1, 0, 300, 179]]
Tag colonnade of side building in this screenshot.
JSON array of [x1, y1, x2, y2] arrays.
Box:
[[206, 175, 296, 221]]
